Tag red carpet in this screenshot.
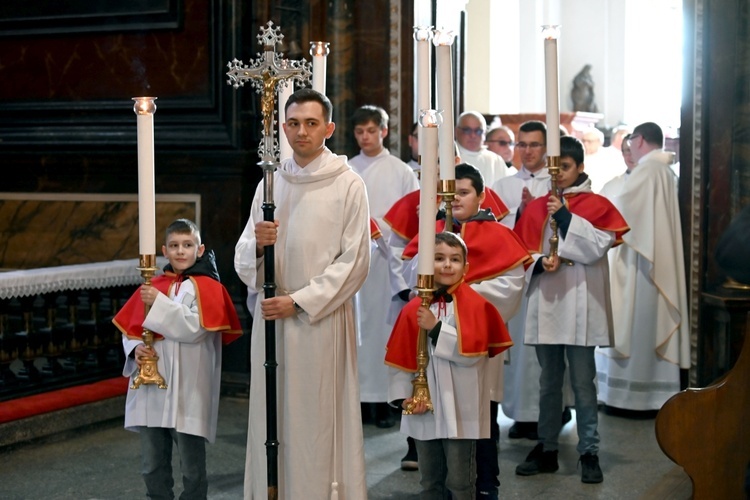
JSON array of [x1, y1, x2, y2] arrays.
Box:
[[0, 377, 128, 424]]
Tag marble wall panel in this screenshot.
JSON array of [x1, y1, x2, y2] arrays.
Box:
[[0, 194, 198, 270]]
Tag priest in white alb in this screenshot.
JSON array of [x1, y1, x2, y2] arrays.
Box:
[[595, 121, 690, 411], [235, 89, 370, 499]]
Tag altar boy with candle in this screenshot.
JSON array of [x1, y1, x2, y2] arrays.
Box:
[[386, 231, 513, 499], [400, 163, 532, 497], [513, 136, 628, 484], [114, 218, 242, 499]]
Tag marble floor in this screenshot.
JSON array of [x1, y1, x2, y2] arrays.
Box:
[[0, 396, 690, 499]]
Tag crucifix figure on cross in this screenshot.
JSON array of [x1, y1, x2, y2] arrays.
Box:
[[226, 20, 313, 500], [226, 20, 312, 162]]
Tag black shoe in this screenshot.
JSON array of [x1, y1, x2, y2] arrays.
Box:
[[561, 407, 572, 425], [515, 443, 559, 476], [401, 437, 418, 471], [508, 421, 538, 440], [579, 453, 603, 483]]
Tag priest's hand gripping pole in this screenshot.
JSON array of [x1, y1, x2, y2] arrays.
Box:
[[226, 21, 311, 500]]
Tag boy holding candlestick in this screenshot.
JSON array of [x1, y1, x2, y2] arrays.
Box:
[[401, 163, 532, 498], [114, 218, 242, 499], [386, 231, 513, 499], [513, 136, 628, 484]]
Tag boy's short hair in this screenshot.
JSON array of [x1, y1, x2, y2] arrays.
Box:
[[285, 88, 333, 122], [352, 105, 389, 129], [436, 231, 468, 262], [519, 120, 547, 141], [455, 163, 485, 195], [166, 218, 201, 244], [560, 135, 585, 166]]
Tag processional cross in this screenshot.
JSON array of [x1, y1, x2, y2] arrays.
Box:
[[226, 21, 311, 500]]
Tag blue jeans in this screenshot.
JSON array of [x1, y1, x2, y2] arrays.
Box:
[[414, 438, 476, 500], [139, 427, 208, 500], [535, 344, 600, 455]]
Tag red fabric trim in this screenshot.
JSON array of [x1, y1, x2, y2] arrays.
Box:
[[385, 281, 512, 372], [383, 188, 510, 241], [370, 218, 382, 240], [112, 274, 243, 345], [401, 219, 533, 282], [0, 377, 128, 424], [514, 191, 630, 253]]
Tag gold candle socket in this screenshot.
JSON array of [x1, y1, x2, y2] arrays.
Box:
[[438, 179, 456, 233], [404, 274, 435, 415], [130, 254, 167, 389], [547, 155, 561, 258]]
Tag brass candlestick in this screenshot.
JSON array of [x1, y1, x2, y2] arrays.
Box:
[[438, 179, 456, 233], [404, 274, 435, 415], [547, 155, 561, 258], [130, 254, 167, 389]]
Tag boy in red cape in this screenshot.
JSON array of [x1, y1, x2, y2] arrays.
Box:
[[113, 218, 242, 499], [513, 136, 628, 484], [386, 232, 513, 498], [400, 163, 532, 497]]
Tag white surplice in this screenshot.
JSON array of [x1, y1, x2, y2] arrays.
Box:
[[388, 301, 492, 440], [350, 148, 419, 241], [357, 230, 408, 401], [350, 149, 417, 403], [234, 148, 370, 500], [523, 196, 616, 348], [457, 145, 508, 186], [595, 149, 689, 410], [492, 166, 554, 421], [122, 279, 222, 443]]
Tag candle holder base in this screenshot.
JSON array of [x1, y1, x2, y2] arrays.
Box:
[[131, 255, 167, 390], [404, 274, 435, 415]]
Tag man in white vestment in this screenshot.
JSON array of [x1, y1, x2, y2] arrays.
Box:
[[349, 105, 419, 427], [235, 89, 371, 499], [485, 124, 518, 176], [455, 111, 507, 186], [595, 121, 690, 411], [581, 127, 626, 193], [599, 133, 637, 202]]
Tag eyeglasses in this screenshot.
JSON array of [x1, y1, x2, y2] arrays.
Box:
[[516, 142, 545, 150], [486, 140, 515, 147], [457, 127, 484, 137], [627, 134, 641, 145]]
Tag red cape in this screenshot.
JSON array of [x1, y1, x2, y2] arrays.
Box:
[[370, 218, 382, 240], [402, 219, 533, 283], [514, 191, 630, 254], [384, 280, 513, 372], [383, 188, 510, 241], [113, 273, 243, 345]]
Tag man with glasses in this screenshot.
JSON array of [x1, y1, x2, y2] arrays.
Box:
[[455, 111, 507, 185], [492, 120, 572, 442], [485, 124, 517, 173], [595, 121, 689, 413]]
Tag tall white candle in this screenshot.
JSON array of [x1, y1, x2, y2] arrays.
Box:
[[310, 42, 330, 94], [133, 97, 157, 256], [414, 27, 432, 183], [434, 29, 456, 181], [278, 80, 293, 161], [543, 25, 561, 157], [417, 112, 439, 276]]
